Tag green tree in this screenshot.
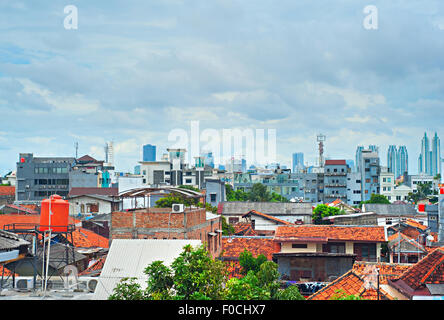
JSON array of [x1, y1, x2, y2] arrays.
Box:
[[359, 193, 391, 208], [408, 182, 433, 203], [144, 261, 174, 299], [239, 249, 267, 275], [274, 285, 305, 300], [170, 244, 226, 300], [155, 193, 198, 208], [221, 215, 235, 235], [108, 277, 147, 300], [248, 183, 272, 202], [312, 204, 341, 225]]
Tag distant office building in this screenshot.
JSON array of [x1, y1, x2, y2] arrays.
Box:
[[104, 141, 114, 166], [431, 132, 441, 178], [16, 153, 75, 202], [397, 145, 408, 178], [369, 145, 379, 153], [419, 132, 441, 177], [143, 144, 156, 162], [359, 149, 380, 202], [292, 153, 304, 173], [387, 145, 397, 177], [134, 165, 141, 175]]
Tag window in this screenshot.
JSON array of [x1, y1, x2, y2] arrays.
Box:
[[292, 244, 308, 249], [383, 178, 386, 182], [185, 179, 192, 183], [210, 194, 217, 202], [323, 242, 345, 254]]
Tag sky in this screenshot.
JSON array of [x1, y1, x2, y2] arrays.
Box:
[[0, 0, 443, 174]]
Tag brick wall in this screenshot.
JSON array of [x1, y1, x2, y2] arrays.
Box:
[[111, 207, 222, 257]]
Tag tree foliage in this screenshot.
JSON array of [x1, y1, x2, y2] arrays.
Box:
[[226, 183, 288, 202], [239, 249, 267, 275], [312, 204, 341, 225], [108, 247, 305, 301], [359, 193, 391, 208]]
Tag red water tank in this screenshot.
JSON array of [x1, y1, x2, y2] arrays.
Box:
[[40, 195, 69, 232], [417, 203, 426, 212], [440, 188, 444, 195]]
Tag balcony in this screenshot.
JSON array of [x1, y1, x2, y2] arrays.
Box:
[[324, 172, 347, 176], [324, 183, 347, 188], [324, 194, 347, 199]]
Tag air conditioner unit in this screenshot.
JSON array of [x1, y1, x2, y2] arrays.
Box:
[[87, 278, 98, 292], [14, 277, 34, 290], [172, 203, 184, 213]]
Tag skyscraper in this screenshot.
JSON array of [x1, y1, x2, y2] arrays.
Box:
[[387, 145, 397, 176], [432, 132, 441, 177], [143, 144, 156, 162], [292, 152, 304, 173], [397, 145, 408, 178], [419, 132, 430, 174], [419, 132, 440, 177]]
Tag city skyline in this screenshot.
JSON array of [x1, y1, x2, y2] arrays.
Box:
[[0, 1, 443, 175]]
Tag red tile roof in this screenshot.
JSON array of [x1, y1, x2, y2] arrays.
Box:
[[232, 222, 257, 236], [404, 219, 428, 231], [64, 228, 109, 248], [221, 237, 280, 278], [242, 210, 293, 226], [0, 186, 15, 196], [394, 247, 444, 290], [308, 262, 410, 300], [275, 225, 386, 243], [222, 237, 279, 260]]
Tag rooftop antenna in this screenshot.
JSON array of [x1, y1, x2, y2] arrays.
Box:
[[317, 134, 326, 167]]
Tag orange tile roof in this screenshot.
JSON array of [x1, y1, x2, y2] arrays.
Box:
[[308, 261, 409, 300], [65, 228, 109, 248], [395, 247, 444, 290], [0, 186, 15, 196], [232, 222, 257, 236], [404, 219, 428, 231], [242, 210, 293, 226], [221, 237, 279, 260], [275, 225, 386, 242]]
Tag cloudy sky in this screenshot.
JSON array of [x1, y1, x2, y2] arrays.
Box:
[[0, 0, 443, 174]]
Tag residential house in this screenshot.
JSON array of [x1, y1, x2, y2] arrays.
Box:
[[218, 201, 313, 225], [241, 210, 294, 235], [67, 194, 121, 217], [362, 203, 427, 226], [273, 225, 387, 282], [307, 261, 411, 300], [388, 246, 444, 299]]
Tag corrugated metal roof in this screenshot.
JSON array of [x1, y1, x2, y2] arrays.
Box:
[[220, 202, 313, 215], [93, 239, 202, 300]]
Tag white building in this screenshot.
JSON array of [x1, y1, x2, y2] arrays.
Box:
[[139, 161, 171, 185]]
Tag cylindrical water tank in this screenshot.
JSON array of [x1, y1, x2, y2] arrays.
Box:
[[40, 195, 69, 232]]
